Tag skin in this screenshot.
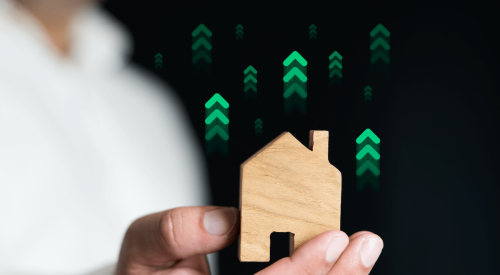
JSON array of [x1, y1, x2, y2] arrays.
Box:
[[116, 206, 383, 275], [16, 1, 384, 274]]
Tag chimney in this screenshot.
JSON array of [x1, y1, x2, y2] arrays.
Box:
[[308, 130, 329, 160]]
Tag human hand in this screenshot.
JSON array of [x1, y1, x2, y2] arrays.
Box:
[[115, 206, 383, 275]]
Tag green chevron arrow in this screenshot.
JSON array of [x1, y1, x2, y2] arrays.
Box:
[[192, 50, 212, 63], [236, 29, 244, 34], [205, 125, 229, 140], [356, 145, 380, 160], [329, 69, 342, 78], [370, 37, 391, 51], [283, 83, 307, 98], [364, 90, 372, 96], [309, 24, 317, 29], [236, 24, 243, 29], [356, 160, 380, 176], [255, 118, 262, 124], [356, 129, 380, 144], [192, 24, 212, 37], [155, 53, 163, 59], [283, 51, 308, 66], [244, 74, 257, 83], [244, 65, 257, 75], [283, 67, 308, 82], [309, 29, 317, 34], [205, 109, 229, 125], [244, 83, 257, 92], [364, 86, 372, 92], [370, 24, 390, 37], [329, 60, 343, 69], [205, 93, 229, 109], [370, 51, 390, 64], [329, 51, 342, 60], [192, 37, 212, 50]]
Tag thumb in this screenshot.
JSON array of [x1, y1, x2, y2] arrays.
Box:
[[117, 206, 239, 269]]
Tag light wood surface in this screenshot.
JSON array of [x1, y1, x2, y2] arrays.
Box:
[[239, 130, 342, 262]]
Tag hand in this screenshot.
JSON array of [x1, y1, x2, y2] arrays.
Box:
[[115, 206, 383, 275]]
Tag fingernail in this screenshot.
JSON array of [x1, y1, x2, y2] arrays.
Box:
[[359, 237, 384, 267], [204, 207, 237, 235], [326, 235, 349, 263]]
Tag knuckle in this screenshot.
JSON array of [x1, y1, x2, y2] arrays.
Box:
[[160, 208, 184, 251]]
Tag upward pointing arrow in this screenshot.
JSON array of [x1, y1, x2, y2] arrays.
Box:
[[329, 60, 343, 69], [356, 145, 380, 160], [205, 93, 229, 109], [192, 24, 212, 37], [283, 51, 308, 66], [255, 118, 262, 124], [155, 53, 163, 58], [329, 51, 342, 60], [364, 86, 372, 92], [283, 67, 308, 82], [205, 109, 229, 124], [309, 24, 317, 29], [356, 129, 380, 144], [370, 24, 390, 37], [244, 74, 257, 83], [236, 24, 244, 29], [244, 65, 257, 74], [370, 37, 391, 51], [192, 37, 213, 50]]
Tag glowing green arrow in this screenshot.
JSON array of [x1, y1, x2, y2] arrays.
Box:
[[370, 51, 390, 64], [283, 51, 308, 66], [192, 24, 212, 37], [283, 67, 308, 82], [356, 145, 380, 160], [244, 83, 257, 92], [370, 24, 390, 37], [283, 83, 307, 98], [205, 125, 229, 140], [205, 93, 229, 109], [192, 37, 212, 50], [329, 60, 343, 69], [329, 69, 342, 78], [205, 109, 229, 125], [370, 37, 390, 51], [244, 74, 257, 83], [356, 129, 380, 144], [356, 160, 380, 176], [192, 50, 212, 63], [329, 51, 342, 60], [244, 65, 257, 75]]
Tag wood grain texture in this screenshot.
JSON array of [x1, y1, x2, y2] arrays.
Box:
[[238, 130, 342, 262]]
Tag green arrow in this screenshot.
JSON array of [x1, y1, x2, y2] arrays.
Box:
[[364, 85, 372, 92], [370, 51, 390, 64], [370, 24, 390, 37], [244, 65, 257, 75], [192, 37, 212, 50], [356, 129, 380, 144], [155, 53, 163, 58], [205, 93, 229, 109], [205, 109, 229, 125], [309, 24, 317, 29], [283, 51, 308, 66], [283, 67, 308, 82], [192, 24, 212, 37], [244, 83, 257, 92], [205, 125, 229, 140], [356, 160, 380, 176], [329, 51, 342, 60], [236, 24, 244, 29], [356, 145, 380, 160], [155, 59, 163, 63], [244, 74, 257, 84], [364, 91, 372, 96], [236, 29, 244, 35], [192, 50, 212, 63], [255, 118, 262, 124], [329, 69, 343, 78], [370, 37, 390, 51], [255, 124, 263, 129], [329, 60, 342, 69], [309, 29, 317, 34], [283, 83, 307, 98]]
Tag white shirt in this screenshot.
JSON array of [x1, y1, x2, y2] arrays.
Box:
[[0, 1, 214, 274]]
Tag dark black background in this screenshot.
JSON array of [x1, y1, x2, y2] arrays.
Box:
[[103, 0, 500, 274]]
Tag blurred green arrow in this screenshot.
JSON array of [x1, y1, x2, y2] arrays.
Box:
[[244, 65, 257, 74], [329, 60, 342, 69], [192, 37, 212, 50], [205, 93, 229, 109], [356, 128, 380, 144], [283, 83, 307, 98], [244, 74, 257, 83], [283, 67, 308, 82], [205, 109, 229, 125], [192, 50, 212, 63], [192, 24, 212, 37], [283, 51, 308, 66], [205, 125, 229, 140], [370, 24, 390, 37], [244, 83, 257, 92], [356, 145, 380, 160], [329, 69, 342, 78], [370, 37, 390, 51], [329, 51, 342, 60], [356, 160, 380, 176]]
